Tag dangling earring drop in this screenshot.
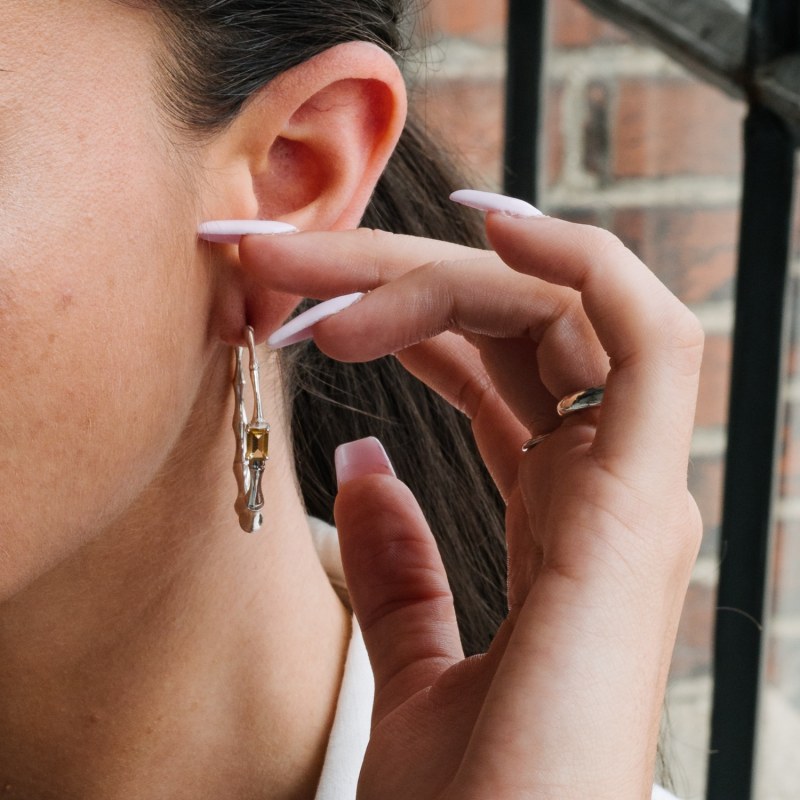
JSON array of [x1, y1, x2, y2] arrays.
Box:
[[232, 326, 270, 532]]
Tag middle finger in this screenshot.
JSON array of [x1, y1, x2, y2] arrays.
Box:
[[295, 258, 605, 407]]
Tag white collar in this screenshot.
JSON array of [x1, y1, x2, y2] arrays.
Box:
[[308, 517, 373, 799]]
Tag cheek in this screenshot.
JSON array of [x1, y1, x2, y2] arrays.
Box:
[[0, 82, 209, 598]]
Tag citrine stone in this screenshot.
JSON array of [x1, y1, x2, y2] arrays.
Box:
[[246, 426, 269, 461]]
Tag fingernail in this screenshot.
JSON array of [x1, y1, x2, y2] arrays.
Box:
[[266, 292, 364, 349], [335, 436, 396, 487], [449, 189, 544, 219], [197, 219, 298, 243]]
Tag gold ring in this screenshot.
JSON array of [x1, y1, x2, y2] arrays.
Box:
[[557, 386, 605, 416], [521, 432, 552, 452], [521, 385, 605, 452]]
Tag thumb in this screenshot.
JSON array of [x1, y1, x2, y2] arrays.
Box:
[[333, 437, 463, 725]]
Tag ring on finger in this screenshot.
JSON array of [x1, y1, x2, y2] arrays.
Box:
[[557, 386, 605, 417], [521, 385, 605, 452], [520, 433, 552, 453]]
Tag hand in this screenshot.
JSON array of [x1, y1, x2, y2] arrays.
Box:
[[240, 207, 704, 799]]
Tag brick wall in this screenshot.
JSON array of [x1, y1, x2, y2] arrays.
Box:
[[415, 1, 800, 797]]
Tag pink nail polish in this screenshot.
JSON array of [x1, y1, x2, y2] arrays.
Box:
[[267, 292, 364, 349], [335, 437, 396, 487], [449, 189, 544, 219], [197, 219, 298, 243]]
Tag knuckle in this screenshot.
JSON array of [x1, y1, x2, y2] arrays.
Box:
[[560, 292, 593, 339], [577, 225, 629, 263], [416, 258, 450, 277], [660, 496, 703, 575], [659, 303, 705, 373], [355, 227, 396, 247], [353, 228, 397, 280], [456, 369, 495, 419], [629, 493, 704, 577], [411, 260, 460, 314], [415, 258, 465, 282], [675, 306, 705, 349]]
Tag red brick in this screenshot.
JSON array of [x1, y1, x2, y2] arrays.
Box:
[[672, 581, 715, 678], [421, 0, 507, 44], [695, 334, 732, 429], [549, 0, 630, 49], [794, 167, 800, 258], [614, 79, 744, 178], [777, 396, 800, 613], [769, 521, 800, 617], [612, 207, 739, 304], [771, 378, 800, 515], [583, 81, 613, 183], [413, 79, 504, 189], [764, 634, 800, 708], [785, 281, 800, 380], [544, 82, 566, 187], [547, 207, 614, 231], [689, 456, 724, 545], [778, 399, 800, 499]]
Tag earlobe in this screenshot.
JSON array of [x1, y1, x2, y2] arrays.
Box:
[[202, 42, 407, 345]]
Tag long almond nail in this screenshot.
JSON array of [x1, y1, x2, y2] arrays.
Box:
[[267, 292, 364, 349], [449, 189, 544, 219], [198, 219, 298, 243], [335, 437, 396, 487]]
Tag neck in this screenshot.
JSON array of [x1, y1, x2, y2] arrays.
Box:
[[0, 356, 351, 800]]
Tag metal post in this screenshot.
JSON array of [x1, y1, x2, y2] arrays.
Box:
[[706, 103, 795, 800], [503, 0, 547, 205], [706, 2, 798, 797]]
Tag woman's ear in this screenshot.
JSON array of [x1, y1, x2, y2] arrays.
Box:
[[200, 41, 407, 345], [203, 41, 408, 232]]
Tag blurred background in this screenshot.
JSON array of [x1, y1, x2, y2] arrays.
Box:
[[411, 1, 800, 797]]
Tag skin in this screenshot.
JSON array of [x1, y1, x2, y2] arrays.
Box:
[[0, 1, 703, 799], [0, 3, 404, 798]]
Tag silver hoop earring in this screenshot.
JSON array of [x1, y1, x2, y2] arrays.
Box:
[[232, 326, 269, 533]]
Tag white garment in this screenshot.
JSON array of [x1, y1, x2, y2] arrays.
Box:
[[308, 517, 679, 800], [314, 621, 372, 800]]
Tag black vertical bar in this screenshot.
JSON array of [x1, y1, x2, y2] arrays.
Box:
[[706, 103, 795, 800], [707, 0, 799, 794], [748, 0, 799, 64], [503, 0, 546, 206]]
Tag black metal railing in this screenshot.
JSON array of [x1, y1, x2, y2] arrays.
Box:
[[503, 1, 800, 798]]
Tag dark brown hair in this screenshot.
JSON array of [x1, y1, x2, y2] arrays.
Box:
[[142, 0, 508, 657]]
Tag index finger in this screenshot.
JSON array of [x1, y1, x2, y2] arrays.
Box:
[[239, 228, 484, 298]]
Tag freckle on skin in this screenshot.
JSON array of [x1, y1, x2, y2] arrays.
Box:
[[59, 291, 74, 311]]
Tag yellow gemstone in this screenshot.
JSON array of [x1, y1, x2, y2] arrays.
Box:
[[246, 426, 269, 461]]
